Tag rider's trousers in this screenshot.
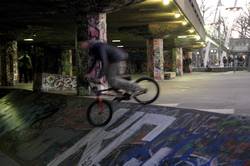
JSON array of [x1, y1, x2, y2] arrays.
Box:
[[106, 62, 142, 93]]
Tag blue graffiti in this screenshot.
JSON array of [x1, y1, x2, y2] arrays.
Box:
[[100, 142, 152, 166], [101, 127, 250, 166]]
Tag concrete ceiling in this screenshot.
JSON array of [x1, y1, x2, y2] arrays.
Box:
[[108, 0, 206, 50], [0, 0, 205, 50], [0, 0, 145, 45]]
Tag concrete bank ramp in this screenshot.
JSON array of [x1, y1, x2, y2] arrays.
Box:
[[0, 89, 13, 99], [0, 90, 250, 166]]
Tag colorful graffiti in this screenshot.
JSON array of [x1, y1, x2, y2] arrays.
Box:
[[147, 39, 164, 80], [87, 13, 107, 42], [48, 107, 250, 166], [175, 47, 183, 76], [42, 73, 77, 92], [0, 91, 250, 165], [0, 41, 18, 86], [153, 39, 164, 80]]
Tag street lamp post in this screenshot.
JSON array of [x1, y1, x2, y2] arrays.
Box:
[[218, 1, 223, 67], [218, 19, 222, 66]]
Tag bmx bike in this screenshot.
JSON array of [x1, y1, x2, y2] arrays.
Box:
[[86, 76, 160, 127]]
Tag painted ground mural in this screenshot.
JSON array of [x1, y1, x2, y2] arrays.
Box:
[[0, 90, 250, 166]]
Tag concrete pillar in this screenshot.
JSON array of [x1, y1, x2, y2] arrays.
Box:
[[33, 47, 44, 92], [77, 13, 107, 95], [146, 38, 164, 80], [87, 14, 107, 42], [61, 49, 73, 76], [0, 41, 18, 86], [172, 48, 183, 76]]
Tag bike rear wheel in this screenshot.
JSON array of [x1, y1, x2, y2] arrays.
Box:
[[87, 100, 113, 127], [133, 77, 160, 105]]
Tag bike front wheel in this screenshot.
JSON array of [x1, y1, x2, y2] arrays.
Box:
[[133, 77, 160, 105], [87, 100, 113, 127]]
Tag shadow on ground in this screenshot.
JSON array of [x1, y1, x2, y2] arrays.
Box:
[[0, 90, 250, 166]]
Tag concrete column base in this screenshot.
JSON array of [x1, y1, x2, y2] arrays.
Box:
[[147, 39, 164, 80], [173, 48, 183, 76]]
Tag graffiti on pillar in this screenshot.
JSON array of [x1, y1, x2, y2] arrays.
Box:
[[98, 14, 107, 42], [87, 13, 108, 90], [5, 41, 18, 86], [153, 39, 164, 80], [175, 48, 183, 76], [87, 13, 107, 42], [163, 50, 172, 72], [42, 73, 77, 92], [87, 15, 100, 40]]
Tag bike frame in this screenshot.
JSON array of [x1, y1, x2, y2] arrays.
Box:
[[88, 81, 123, 98]]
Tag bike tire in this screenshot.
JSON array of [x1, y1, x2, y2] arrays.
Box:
[[87, 100, 113, 127], [133, 77, 160, 105]]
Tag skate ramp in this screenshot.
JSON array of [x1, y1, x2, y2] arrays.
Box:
[[0, 90, 249, 165]]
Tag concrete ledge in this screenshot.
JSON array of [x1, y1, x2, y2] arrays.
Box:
[[41, 73, 77, 92], [193, 67, 247, 72], [164, 72, 176, 80]]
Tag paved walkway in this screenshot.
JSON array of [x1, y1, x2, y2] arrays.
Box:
[[2, 71, 250, 116], [154, 71, 250, 116]]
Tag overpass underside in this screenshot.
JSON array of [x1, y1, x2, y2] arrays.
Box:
[[0, 0, 205, 93]]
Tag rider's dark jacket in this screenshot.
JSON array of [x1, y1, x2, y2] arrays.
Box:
[[87, 41, 128, 78]]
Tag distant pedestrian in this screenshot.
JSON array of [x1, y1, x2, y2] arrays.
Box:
[[18, 53, 32, 83], [201, 60, 204, 67], [223, 56, 228, 67], [228, 56, 233, 67]]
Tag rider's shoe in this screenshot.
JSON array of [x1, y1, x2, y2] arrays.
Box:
[[132, 88, 147, 97], [114, 93, 131, 101]]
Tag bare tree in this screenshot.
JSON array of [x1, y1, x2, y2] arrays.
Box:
[[235, 7, 250, 38], [199, 0, 213, 20]]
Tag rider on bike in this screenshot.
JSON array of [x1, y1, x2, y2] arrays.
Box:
[[80, 40, 145, 97]]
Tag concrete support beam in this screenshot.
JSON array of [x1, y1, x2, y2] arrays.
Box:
[[147, 38, 164, 80], [61, 49, 73, 76], [0, 41, 18, 86], [77, 13, 107, 95], [172, 48, 183, 76], [33, 47, 44, 92]]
